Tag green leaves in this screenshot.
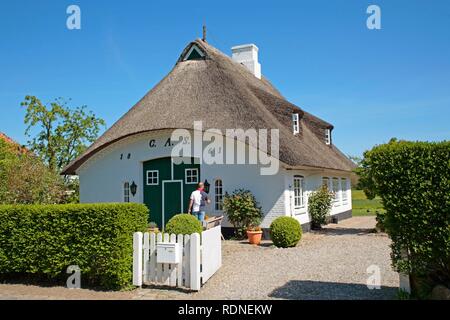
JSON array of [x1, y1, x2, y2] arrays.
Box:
[[20, 96, 105, 173], [270, 217, 302, 248], [0, 203, 148, 289], [308, 186, 333, 228], [357, 140, 450, 294], [165, 214, 203, 235], [223, 189, 262, 238], [0, 140, 67, 204]]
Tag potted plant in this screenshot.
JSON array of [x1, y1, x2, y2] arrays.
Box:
[[246, 225, 263, 245], [223, 189, 263, 239], [147, 222, 159, 233]]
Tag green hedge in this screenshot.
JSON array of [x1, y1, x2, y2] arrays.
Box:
[[270, 216, 302, 248], [0, 203, 148, 289], [165, 214, 203, 235], [358, 139, 450, 295]]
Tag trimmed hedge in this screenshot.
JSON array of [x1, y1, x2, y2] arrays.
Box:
[[270, 216, 302, 248], [0, 203, 148, 289], [358, 139, 450, 295], [165, 214, 203, 235]]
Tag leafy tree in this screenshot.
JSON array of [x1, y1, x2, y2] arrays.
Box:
[[0, 139, 66, 204], [20, 96, 105, 173]]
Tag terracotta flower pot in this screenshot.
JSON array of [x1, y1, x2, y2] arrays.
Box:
[[247, 230, 263, 245]]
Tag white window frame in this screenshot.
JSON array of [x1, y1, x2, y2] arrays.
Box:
[[123, 182, 130, 203], [146, 170, 159, 186], [332, 177, 340, 204], [341, 178, 348, 205], [292, 113, 300, 135], [293, 175, 306, 210], [325, 128, 331, 145], [185, 168, 199, 184], [183, 44, 205, 61], [214, 179, 224, 211]]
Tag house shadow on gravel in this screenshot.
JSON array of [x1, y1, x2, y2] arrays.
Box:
[[268, 280, 398, 300]]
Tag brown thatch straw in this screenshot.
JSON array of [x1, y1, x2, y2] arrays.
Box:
[[62, 39, 355, 175]]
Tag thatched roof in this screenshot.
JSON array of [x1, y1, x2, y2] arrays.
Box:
[[62, 39, 355, 175]]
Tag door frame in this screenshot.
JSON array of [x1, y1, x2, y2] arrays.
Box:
[[161, 180, 184, 229]]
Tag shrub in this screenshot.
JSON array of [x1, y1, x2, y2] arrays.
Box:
[[358, 139, 450, 296], [0, 139, 67, 205], [308, 186, 333, 229], [223, 189, 262, 238], [0, 203, 148, 289], [165, 214, 203, 235], [270, 217, 302, 248], [375, 211, 386, 232]]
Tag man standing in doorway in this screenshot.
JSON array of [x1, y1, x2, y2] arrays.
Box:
[[188, 182, 210, 222]]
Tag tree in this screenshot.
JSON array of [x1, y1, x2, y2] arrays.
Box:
[[0, 139, 66, 204], [21, 96, 105, 173]]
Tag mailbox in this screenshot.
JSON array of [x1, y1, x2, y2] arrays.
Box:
[[156, 242, 181, 264]]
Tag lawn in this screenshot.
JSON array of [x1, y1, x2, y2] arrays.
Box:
[[352, 189, 385, 216]]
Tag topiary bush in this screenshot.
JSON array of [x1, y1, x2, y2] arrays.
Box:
[[357, 139, 450, 297], [308, 186, 333, 229], [270, 216, 302, 248], [223, 189, 262, 238], [0, 203, 148, 290], [165, 214, 203, 235]]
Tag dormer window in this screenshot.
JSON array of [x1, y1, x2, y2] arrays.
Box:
[[292, 113, 300, 135], [325, 128, 331, 145], [183, 44, 205, 61]]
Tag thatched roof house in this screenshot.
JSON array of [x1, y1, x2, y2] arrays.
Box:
[[68, 39, 354, 231]]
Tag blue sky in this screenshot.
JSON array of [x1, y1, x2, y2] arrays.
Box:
[[0, 0, 449, 157]]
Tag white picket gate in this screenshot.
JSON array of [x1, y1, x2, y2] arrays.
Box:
[[132, 225, 222, 291]]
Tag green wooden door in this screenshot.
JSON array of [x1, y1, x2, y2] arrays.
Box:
[[143, 157, 171, 227], [163, 181, 182, 227], [143, 157, 201, 229]]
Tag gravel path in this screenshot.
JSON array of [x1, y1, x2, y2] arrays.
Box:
[[190, 216, 398, 300], [0, 216, 399, 300]]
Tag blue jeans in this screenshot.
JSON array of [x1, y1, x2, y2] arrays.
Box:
[[192, 211, 205, 222]]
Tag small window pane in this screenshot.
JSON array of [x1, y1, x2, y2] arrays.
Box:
[[146, 171, 159, 185], [215, 179, 223, 211], [294, 176, 305, 209], [185, 168, 199, 184], [124, 182, 130, 203], [325, 129, 331, 145], [332, 178, 340, 202], [292, 113, 300, 134]]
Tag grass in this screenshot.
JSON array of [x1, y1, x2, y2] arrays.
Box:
[[352, 189, 385, 216]]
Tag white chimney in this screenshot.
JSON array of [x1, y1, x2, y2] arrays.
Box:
[[231, 44, 261, 79]]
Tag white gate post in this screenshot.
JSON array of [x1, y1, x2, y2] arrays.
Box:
[[190, 233, 201, 291], [133, 232, 143, 287]]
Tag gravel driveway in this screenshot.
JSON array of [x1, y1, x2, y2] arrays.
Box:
[[191, 216, 398, 300], [0, 216, 399, 300]]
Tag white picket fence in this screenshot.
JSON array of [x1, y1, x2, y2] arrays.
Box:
[[132, 225, 222, 291]]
